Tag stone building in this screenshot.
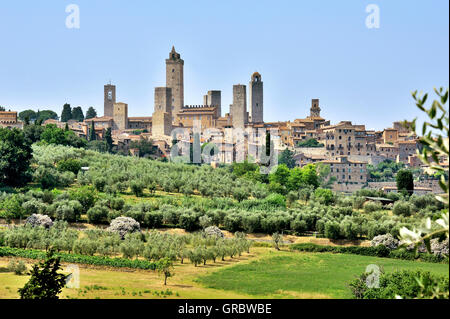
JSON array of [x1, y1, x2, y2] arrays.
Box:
[[152, 87, 173, 137], [104, 84, 116, 117], [112, 102, 128, 131], [382, 128, 398, 144], [203, 90, 222, 118], [177, 105, 218, 129], [323, 121, 358, 157], [309, 99, 321, 118], [319, 156, 368, 185], [376, 143, 399, 161], [166, 46, 184, 121], [249, 72, 263, 123], [127, 117, 152, 132], [230, 84, 248, 129], [398, 140, 419, 162], [0, 111, 19, 128]]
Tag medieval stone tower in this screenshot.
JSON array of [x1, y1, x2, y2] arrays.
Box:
[[104, 84, 116, 117], [152, 87, 173, 136], [230, 84, 247, 129], [249, 72, 263, 123], [309, 99, 321, 118], [166, 46, 184, 122], [112, 102, 128, 131], [203, 90, 222, 118]]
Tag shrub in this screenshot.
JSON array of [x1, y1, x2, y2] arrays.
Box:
[[324, 221, 340, 239], [371, 234, 399, 250], [107, 217, 140, 239], [87, 205, 109, 224], [352, 196, 366, 210], [0, 194, 25, 222], [22, 199, 46, 216], [264, 193, 286, 208], [314, 188, 334, 205], [363, 201, 383, 213], [350, 270, 449, 299], [392, 201, 412, 217], [93, 177, 107, 192], [144, 211, 164, 228], [51, 200, 82, 222], [25, 214, 53, 229], [130, 181, 145, 197], [69, 186, 97, 214], [291, 219, 308, 234], [178, 213, 200, 232], [8, 259, 27, 275], [57, 159, 82, 175], [0, 247, 159, 270]]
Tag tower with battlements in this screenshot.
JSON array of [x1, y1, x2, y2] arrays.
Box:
[[166, 46, 184, 122], [203, 90, 222, 118], [249, 72, 263, 123]]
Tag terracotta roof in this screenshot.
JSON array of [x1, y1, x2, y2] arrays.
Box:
[[128, 117, 152, 121], [85, 116, 113, 122]]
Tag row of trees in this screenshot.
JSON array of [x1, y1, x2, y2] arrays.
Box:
[[60, 104, 97, 122], [0, 221, 253, 267], [18, 110, 58, 123], [2, 182, 444, 240]]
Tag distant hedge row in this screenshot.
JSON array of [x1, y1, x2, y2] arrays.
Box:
[[0, 247, 159, 270], [290, 243, 449, 264]]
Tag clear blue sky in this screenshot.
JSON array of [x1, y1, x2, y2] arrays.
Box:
[[0, 0, 448, 131]]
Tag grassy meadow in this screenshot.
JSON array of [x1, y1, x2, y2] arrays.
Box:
[[1, 247, 447, 299]]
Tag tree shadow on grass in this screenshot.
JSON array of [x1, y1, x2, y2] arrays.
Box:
[[0, 267, 11, 273]]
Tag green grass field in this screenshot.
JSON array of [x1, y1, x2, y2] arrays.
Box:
[[1, 248, 448, 299], [196, 251, 450, 299]]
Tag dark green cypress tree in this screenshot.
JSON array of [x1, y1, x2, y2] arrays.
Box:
[[89, 121, 96, 141], [105, 127, 113, 152], [61, 104, 72, 122]]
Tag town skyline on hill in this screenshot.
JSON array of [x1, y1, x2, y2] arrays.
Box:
[[0, 1, 448, 131]]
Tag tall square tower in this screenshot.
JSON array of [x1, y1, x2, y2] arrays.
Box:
[[104, 84, 116, 117], [166, 46, 184, 122], [249, 72, 263, 123], [231, 84, 247, 129], [113, 102, 128, 131], [152, 87, 173, 137]]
